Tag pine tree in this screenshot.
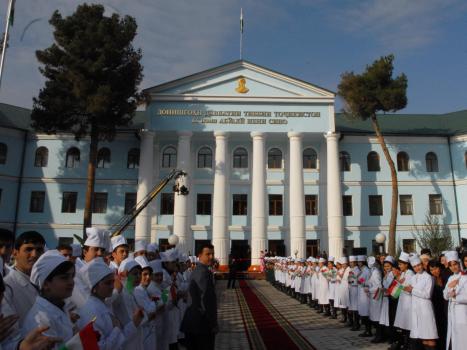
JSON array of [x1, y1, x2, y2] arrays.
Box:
[[338, 55, 408, 255], [31, 4, 143, 237]]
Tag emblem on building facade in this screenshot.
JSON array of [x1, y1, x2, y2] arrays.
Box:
[[235, 77, 249, 93]]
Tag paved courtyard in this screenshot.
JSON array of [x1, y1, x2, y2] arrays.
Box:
[[215, 279, 387, 350]]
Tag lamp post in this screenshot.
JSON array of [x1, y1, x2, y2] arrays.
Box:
[[375, 233, 386, 254]]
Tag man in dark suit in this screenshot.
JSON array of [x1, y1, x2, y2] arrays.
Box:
[[181, 243, 218, 350]]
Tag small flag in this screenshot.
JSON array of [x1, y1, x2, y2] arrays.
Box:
[[373, 288, 383, 300], [387, 279, 404, 299], [125, 274, 135, 293], [161, 288, 169, 304], [59, 322, 99, 350], [240, 8, 244, 34], [8, 0, 16, 27]]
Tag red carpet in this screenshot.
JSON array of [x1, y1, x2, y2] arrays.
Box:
[[237, 280, 316, 350]]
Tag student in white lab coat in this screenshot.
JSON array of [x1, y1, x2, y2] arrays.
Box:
[[317, 258, 330, 315], [3, 231, 45, 327], [109, 236, 129, 272], [337, 257, 350, 324], [393, 252, 415, 350], [356, 255, 371, 337], [406, 254, 437, 349], [348, 256, 360, 330], [443, 251, 467, 350], [78, 259, 144, 350], [378, 256, 397, 345], [327, 257, 338, 319], [23, 250, 76, 349], [367, 257, 383, 342], [147, 259, 169, 350]]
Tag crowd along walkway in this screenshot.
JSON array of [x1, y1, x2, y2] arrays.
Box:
[[215, 279, 387, 350]]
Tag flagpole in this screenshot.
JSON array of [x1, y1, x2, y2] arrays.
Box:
[[0, 0, 15, 90], [240, 8, 243, 60]]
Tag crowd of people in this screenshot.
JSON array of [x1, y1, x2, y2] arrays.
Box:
[[266, 249, 467, 350], [0, 228, 218, 350]]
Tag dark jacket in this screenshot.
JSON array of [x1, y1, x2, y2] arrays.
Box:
[[181, 263, 218, 334]]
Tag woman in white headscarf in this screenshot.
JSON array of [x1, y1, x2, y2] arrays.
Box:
[[378, 256, 397, 345], [356, 256, 371, 337], [78, 259, 144, 350], [22, 250, 76, 349]]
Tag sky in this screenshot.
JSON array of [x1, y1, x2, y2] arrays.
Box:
[[0, 0, 466, 114]]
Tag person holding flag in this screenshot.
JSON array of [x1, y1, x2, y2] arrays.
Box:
[[367, 257, 383, 341], [78, 259, 143, 349], [378, 255, 398, 345]]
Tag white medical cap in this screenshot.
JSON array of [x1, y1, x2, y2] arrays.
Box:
[[30, 250, 68, 289]]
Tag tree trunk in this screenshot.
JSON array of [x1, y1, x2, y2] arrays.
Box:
[[370, 115, 398, 256], [83, 128, 98, 239]]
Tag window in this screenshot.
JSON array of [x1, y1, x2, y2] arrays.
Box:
[[402, 239, 416, 253], [233, 194, 248, 215], [397, 152, 410, 171], [196, 194, 212, 215], [425, 152, 438, 172], [233, 147, 248, 168], [269, 194, 283, 215], [367, 151, 380, 171], [429, 194, 443, 215], [127, 148, 140, 169], [339, 151, 351, 172], [160, 193, 174, 215], [342, 195, 353, 216], [268, 148, 282, 169], [61, 192, 77, 213], [303, 148, 318, 169], [0, 143, 7, 164], [124, 192, 137, 215], [197, 147, 212, 168], [65, 148, 80, 168], [162, 146, 177, 168], [34, 147, 48, 167], [369, 195, 383, 216], [400, 195, 413, 215], [92, 192, 108, 213], [29, 191, 45, 213], [97, 148, 111, 168], [344, 240, 354, 256], [305, 195, 318, 215]]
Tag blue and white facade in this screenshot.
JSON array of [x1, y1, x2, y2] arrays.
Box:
[[0, 61, 466, 265]]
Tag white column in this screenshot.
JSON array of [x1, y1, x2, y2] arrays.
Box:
[[288, 132, 306, 258], [135, 130, 154, 242], [150, 142, 160, 243], [325, 131, 344, 258], [212, 131, 229, 267], [173, 131, 193, 254], [250, 132, 267, 266]]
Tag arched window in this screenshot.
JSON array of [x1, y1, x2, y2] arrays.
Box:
[[339, 151, 351, 172], [268, 148, 282, 169], [97, 148, 111, 168], [0, 143, 7, 164], [197, 147, 212, 168], [65, 147, 80, 168], [162, 146, 177, 168], [425, 152, 438, 172], [303, 148, 318, 169], [127, 148, 140, 169], [34, 147, 49, 167], [397, 152, 409, 172], [367, 151, 380, 171], [233, 147, 248, 168]]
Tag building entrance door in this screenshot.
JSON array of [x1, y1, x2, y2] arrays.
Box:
[[268, 240, 285, 256], [230, 240, 251, 271], [306, 239, 320, 257]]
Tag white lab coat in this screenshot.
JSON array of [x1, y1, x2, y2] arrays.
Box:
[[311, 266, 319, 300], [328, 267, 337, 303], [337, 266, 350, 308], [357, 266, 371, 317], [78, 295, 138, 350], [147, 281, 169, 350], [134, 285, 157, 350], [3, 267, 38, 327], [318, 266, 330, 305], [379, 271, 394, 326], [368, 267, 383, 322], [348, 266, 360, 311], [113, 288, 145, 350], [443, 273, 467, 350], [303, 266, 312, 295], [409, 271, 438, 340], [22, 296, 74, 349], [0, 296, 21, 350], [394, 269, 414, 330]]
